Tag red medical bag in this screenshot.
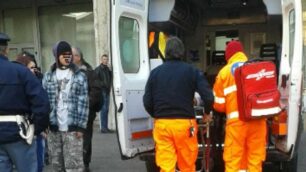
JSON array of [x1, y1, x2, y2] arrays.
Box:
[[234, 60, 281, 121]]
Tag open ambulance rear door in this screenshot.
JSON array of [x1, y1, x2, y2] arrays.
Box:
[[279, 0, 303, 156], [110, 0, 154, 158]]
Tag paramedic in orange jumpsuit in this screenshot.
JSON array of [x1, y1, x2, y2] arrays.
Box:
[[213, 40, 267, 172], [143, 37, 214, 172]]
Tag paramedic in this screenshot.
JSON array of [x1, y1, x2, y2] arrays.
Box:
[[143, 36, 214, 172], [0, 32, 50, 172], [213, 40, 267, 172]]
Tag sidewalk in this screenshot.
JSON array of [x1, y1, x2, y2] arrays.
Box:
[[44, 123, 146, 172]]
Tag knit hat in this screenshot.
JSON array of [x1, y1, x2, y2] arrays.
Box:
[[225, 40, 244, 61], [52, 41, 72, 68], [53, 41, 72, 58]]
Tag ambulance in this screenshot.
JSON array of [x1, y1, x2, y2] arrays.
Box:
[[108, 0, 305, 171]]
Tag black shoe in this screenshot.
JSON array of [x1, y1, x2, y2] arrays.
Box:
[[101, 128, 109, 133], [106, 128, 114, 133], [101, 128, 114, 133], [84, 166, 90, 172]]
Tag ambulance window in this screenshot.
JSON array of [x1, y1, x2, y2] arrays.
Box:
[[289, 10, 295, 65], [215, 30, 238, 51], [119, 17, 140, 73]]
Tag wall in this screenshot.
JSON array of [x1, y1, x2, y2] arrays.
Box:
[[93, 0, 116, 130]]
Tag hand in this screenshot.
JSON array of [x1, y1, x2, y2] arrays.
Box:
[[193, 98, 197, 106], [40, 132, 47, 139], [75, 132, 83, 139], [203, 113, 213, 123]]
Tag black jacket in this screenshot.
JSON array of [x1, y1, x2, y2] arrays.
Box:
[[79, 64, 103, 113], [94, 64, 112, 93], [0, 55, 50, 143], [143, 59, 214, 118]]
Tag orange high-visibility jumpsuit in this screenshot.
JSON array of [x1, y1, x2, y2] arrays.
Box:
[[153, 119, 198, 172], [213, 52, 267, 172]]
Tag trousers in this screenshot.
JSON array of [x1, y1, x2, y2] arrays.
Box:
[[223, 119, 267, 172], [153, 119, 198, 172], [0, 139, 37, 172]]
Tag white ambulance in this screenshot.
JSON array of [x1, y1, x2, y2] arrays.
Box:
[[107, 0, 305, 171]]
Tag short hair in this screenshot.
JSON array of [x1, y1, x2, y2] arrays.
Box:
[[165, 36, 185, 59], [101, 54, 108, 58]]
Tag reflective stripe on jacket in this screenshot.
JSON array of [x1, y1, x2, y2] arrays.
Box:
[[213, 52, 247, 120]]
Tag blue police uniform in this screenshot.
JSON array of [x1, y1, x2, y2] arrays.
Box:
[[0, 32, 50, 172]]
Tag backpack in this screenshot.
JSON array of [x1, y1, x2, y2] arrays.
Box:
[[234, 59, 281, 121]]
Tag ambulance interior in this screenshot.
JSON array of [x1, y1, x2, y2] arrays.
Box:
[[147, 0, 291, 168]]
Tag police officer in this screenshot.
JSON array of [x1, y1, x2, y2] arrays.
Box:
[[0, 32, 50, 172]]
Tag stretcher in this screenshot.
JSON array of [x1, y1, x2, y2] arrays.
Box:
[[194, 107, 215, 172]]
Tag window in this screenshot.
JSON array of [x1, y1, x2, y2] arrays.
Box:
[[119, 17, 140, 73], [38, 4, 95, 72], [289, 10, 295, 66], [4, 8, 34, 44], [215, 30, 238, 51], [3, 8, 34, 61]]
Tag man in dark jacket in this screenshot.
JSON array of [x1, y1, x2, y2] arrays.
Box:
[[143, 37, 214, 172], [72, 46, 102, 171], [94, 54, 112, 133], [0, 32, 50, 172]]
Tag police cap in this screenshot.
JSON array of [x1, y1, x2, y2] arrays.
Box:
[[0, 32, 10, 46]]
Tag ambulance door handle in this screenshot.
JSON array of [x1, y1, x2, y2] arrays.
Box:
[[117, 103, 123, 113], [281, 75, 288, 88]]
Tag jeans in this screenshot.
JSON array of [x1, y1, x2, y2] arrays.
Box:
[[0, 140, 37, 172], [100, 91, 110, 130], [36, 135, 45, 172]]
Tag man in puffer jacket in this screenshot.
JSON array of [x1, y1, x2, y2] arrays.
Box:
[[43, 41, 89, 172], [213, 40, 267, 172]]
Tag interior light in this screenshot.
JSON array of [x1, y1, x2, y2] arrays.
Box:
[[62, 12, 92, 20]]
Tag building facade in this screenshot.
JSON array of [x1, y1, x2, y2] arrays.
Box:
[[0, 0, 109, 72]]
